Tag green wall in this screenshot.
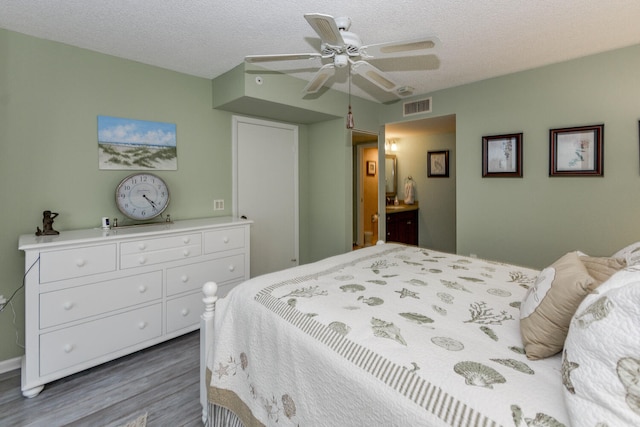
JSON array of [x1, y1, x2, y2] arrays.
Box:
[[385, 44, 640, 269]]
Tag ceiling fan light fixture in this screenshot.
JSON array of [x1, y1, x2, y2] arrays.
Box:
[[335, 54, 348, 68]]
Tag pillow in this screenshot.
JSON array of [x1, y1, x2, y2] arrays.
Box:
[[579, 255, 626, 286], [520, 251, 596, 359], [562, 269, 640, 426], [612, 242, 640, 266]]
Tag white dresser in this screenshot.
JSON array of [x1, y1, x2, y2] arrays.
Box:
[[18, 216, 251, 398]]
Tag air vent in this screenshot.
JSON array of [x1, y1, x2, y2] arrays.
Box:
[[403, 97, 432, 116]]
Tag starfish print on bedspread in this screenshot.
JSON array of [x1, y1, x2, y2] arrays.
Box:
[[395, 288, 419, 299]]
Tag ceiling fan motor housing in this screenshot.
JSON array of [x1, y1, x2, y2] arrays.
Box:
[[321, 31, 362, 58]]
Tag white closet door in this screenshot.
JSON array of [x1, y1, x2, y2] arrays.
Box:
[[233, 116, 299, 277]]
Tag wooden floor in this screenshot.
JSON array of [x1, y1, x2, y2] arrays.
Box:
[[0, 331, 203, 427]]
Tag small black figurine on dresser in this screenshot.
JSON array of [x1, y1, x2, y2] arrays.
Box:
[[35, 210, 59, 236]]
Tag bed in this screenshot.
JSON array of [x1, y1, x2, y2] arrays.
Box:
[[199, 242, 640, 426]]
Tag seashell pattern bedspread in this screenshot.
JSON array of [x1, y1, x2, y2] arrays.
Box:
[[206, 243, 570, 426]]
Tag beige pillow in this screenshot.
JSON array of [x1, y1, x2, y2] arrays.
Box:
[[520, 252, 596, 360], [579, 256, 626, 286]]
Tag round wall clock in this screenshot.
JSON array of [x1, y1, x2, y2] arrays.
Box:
[[115, 172, 170, 221]]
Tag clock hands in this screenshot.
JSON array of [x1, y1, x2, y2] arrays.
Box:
[[142, 194, 158, 211]]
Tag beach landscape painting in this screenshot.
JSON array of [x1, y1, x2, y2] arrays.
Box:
[[98, 115, 177, 170]]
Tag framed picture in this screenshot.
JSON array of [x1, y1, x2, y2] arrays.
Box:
[[98, 115, 177, 170], [482, 133, 523, 177], [367, 160, 376, 176], [549, 124, 604, 176], [427, 150, 449, 177]]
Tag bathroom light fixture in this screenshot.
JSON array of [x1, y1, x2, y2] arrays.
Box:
[[346, 64, 354, 129], [386, 138, 399, 152]]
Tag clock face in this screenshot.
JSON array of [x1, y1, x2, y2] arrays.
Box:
[[115, 173, 170, 220]]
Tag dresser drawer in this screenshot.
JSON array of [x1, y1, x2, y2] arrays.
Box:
[[40, 245, 117, 283], [40, 271, 162, 329], [166, 255, 245, 296], [39, 304, 162, 376], [120, 244, 202, 269], [166, 293, 202, 333], [204, 228, 245, 254], [120, 233, 201, 255]]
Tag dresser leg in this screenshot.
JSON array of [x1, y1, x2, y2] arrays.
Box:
[[22, 385, 45, 398]]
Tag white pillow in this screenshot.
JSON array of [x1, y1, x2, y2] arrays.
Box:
[[562, 268, 640, 426], [612, 242, 640, 266]]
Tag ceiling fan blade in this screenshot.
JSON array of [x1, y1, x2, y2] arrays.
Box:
[[304, 13, 345, 46], [351, 61, 399, 92], [303, 63, 336, 94], [361, 36, 439, 59], [245, 53, 323, 63]]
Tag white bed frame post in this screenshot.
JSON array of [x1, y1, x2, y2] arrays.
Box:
[[200, 281, 218, 425]]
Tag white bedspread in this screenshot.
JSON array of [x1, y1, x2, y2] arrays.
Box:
[[206, 244, 570, 426]]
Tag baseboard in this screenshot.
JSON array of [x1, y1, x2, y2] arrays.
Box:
[[0, 356, 22, 374]]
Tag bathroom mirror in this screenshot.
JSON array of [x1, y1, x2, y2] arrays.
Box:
[[385, 154, 397, 197]]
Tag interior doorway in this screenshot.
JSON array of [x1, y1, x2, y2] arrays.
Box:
[[352, 130, 379, 249], [384, 114, 457, 253]]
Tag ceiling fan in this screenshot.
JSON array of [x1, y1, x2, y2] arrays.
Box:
[[245, 13, 439, 96]]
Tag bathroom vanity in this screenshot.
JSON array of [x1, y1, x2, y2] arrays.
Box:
[[386, 203, 419, 245]]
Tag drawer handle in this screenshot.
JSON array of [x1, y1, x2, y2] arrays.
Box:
[[138, 321, 147, 330], [75, 259, 86, 267], [63, 301, 74, 311], [183, 249, 190, 257], [181, 275, 189, 283], [181, 308, 190, 317], [228, 264, 235, 272], [138, 243, 146, 250], [63, 344, 74, 353], [138, 256, 147, 265], [138, 285, 147, 293], [223, 236, 229, 244], [183, 237, 191, 244], [407, 221, 412, 225]]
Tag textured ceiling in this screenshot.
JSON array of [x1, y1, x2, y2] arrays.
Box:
[[1, 1, 639, 103]]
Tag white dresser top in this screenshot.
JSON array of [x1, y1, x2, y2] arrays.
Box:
[[19, 216, 252, 250]]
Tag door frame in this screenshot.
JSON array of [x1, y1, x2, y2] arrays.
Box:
[[351, 129, 380, 248], [354, 142, 378, 247]]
